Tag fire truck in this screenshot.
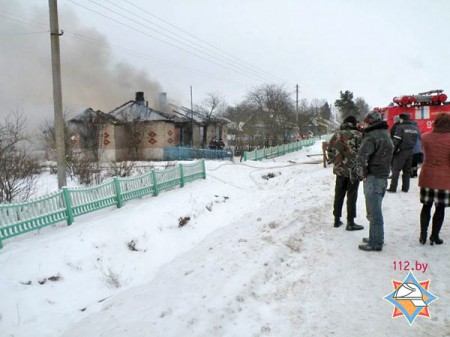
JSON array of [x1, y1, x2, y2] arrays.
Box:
[[373, 89, 450, 133]]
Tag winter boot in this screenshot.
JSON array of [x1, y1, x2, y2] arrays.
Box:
[[419, 223, 428, 245], [419, 231, 428, 245], [346, 219, 364, 231], [358, 244, 382, 252], [334, 217, 343, 228], [430, 220, 444, 245], [430, 235, 444, 245], [419, 205, 431, 245]]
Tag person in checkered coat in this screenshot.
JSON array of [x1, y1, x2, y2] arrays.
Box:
[[418, 112, 450, 245]]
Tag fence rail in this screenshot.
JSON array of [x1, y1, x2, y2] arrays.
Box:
[[164, 147, 232, 161], [243, 139, 316, 161], [0, 160, 206, 249]]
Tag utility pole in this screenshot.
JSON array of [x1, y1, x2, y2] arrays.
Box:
[[190, 85, 194, 147], [295, 84, 299, 123], [48, 0, 66, 188]]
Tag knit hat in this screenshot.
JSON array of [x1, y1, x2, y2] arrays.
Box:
[[342, 115, 358, 126], [363, 111, 382, 124], [399, 113, 410, 120]]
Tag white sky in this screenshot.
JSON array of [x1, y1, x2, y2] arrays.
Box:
[[1, 0, 450, 124]]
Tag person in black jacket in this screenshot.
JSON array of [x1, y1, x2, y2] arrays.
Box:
[[390, 115, 400, 139], [387, 113, 420, 193], [354, 111, 394, 252]]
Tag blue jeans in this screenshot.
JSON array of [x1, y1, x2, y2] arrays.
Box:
[[364, 175, 388, 248]]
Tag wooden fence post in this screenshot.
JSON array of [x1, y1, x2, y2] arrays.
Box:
[[322, 142, 329, 168]]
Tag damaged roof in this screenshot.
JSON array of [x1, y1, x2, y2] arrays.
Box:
[[109, 100, 172, 122], [70, 108, 120, 124]]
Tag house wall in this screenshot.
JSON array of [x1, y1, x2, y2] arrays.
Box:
[[141, 121, 178, 160], [112, 121, 180, 161], [142, 121, 178, 150], [68, 123, 117, 161], [192, 124, 203, 148], [71, 120, 228, 162], [205, 123, 229, 147], [99, 124, 117, 161]]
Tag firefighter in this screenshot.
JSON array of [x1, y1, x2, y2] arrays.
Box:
[[390, 115, 401, 139], [387, 113, 420, 193], [209, 137, 218, 150], [217, 138, 225, 150]]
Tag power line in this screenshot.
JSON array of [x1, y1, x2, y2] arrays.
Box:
[[74, 0, 272, 82], [64, 31, 246, 86], [112, 0, 285, 83], [0, 30, 48, 36], [66, 0, 280, 83], [0, 11, 49, 29], [0, 10, 247, 87], [102, 0, 273, 81]]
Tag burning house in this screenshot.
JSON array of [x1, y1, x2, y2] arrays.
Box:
[[69, 92, 229, 161]]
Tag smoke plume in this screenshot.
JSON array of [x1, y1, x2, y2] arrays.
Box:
[[0, 1, 163, 129]]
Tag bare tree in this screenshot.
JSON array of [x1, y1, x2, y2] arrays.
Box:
[[0, 150, 41, 203], [65, 109, 111, 185], [0, 112, 26, 158], [75, 116, 102, 162], [122, 120, 146, 160], [39, 110, 71, 161], [245, 84, 296, 146], [297, 98, 334, 136], [0, 112, 41, 203], [196, 92, 227, 148]]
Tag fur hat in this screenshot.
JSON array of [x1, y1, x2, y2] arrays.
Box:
[[363, 111, 382, 124], [433, 112, 450, 133], [399, 113, 410, 120], [343, 115, 358, 126]]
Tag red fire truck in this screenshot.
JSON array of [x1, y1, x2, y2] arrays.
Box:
[[373, 89, 450, 133]]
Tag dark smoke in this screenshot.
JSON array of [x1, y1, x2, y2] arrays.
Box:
[[0, 1, 163, 129]]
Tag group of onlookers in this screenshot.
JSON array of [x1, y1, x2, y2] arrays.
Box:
[[327, 111, 450, 251], [209, 137, 225, 150]]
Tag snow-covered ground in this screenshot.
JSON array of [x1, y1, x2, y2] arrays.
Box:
[[1, 141, 449, 337]]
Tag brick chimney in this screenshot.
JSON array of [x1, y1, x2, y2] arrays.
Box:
[[135, 91, 145, 106]]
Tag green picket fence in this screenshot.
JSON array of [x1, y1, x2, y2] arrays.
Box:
[[243, 139, 316, 161], [0, 160, 206, 249]]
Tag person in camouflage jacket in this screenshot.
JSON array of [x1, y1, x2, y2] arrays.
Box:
[[327, 115, 363, 231]]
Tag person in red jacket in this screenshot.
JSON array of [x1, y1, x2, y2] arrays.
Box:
[[418, 112, 450, 245]]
